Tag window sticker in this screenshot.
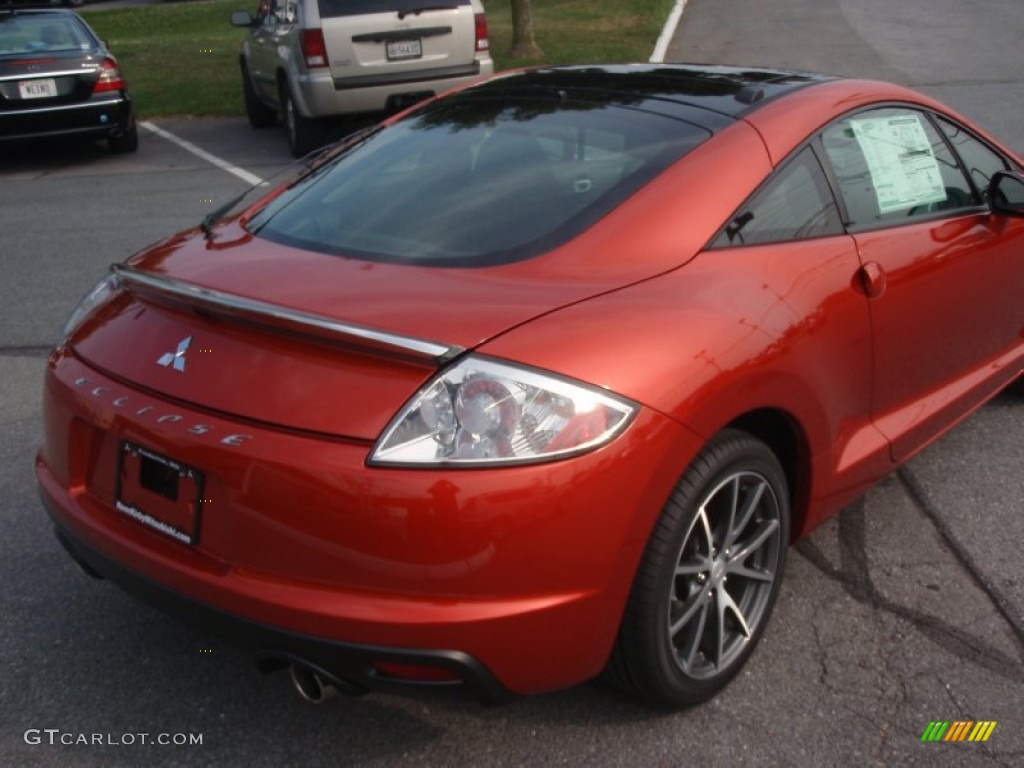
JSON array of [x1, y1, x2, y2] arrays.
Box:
[[850, 115, 946, 214]]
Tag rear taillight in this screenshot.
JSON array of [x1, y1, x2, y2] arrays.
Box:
[[300, 29, 328, 68], [92, 58, 125, 93], [474, 13, 489, 52]]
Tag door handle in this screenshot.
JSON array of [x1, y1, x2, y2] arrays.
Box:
[[857, 261, 887, 299]]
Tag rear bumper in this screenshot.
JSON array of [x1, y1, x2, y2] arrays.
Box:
[[0, 93, 132, 141], [36, 347, 696, 697], [47, 512, 514, 703], [293, 57, 492, 118]]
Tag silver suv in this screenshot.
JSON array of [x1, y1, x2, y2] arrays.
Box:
[[231, 0, 493, 156]]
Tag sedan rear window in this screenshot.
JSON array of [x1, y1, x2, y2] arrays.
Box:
[[0, 16, 94, 55], [247, 96, 709, 266]]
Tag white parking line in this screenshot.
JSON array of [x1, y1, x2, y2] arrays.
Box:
[[650, 0, 689, 64], [140, 120, 265, 186]]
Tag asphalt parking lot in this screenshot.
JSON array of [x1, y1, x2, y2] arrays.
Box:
[[1, 0, 1022, 766]]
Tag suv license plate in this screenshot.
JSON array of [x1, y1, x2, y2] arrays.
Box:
[[386, 39, 422, 60], [116, 442, 204, 545], [18, 78, 57, 99]]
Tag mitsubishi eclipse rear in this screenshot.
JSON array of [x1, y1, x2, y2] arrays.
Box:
[[37, 65, 1024, 707]]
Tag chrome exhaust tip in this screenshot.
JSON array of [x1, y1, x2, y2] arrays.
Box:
[[289, 664, 337, 704]]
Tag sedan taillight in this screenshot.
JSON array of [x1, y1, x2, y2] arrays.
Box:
[[300, 29, 328, 68], [474, 13, 489, 52], [92, 58, 125, 93]]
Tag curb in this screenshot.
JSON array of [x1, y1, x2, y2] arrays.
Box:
[[650, 0, 689, 63]]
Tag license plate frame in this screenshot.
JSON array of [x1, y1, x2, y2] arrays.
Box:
[[386, 38, 423, 61], [18, 78, 57, 99], [115, 441, 204, 546]]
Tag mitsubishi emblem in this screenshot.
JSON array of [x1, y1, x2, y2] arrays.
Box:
[[157, 336, 192, 372]]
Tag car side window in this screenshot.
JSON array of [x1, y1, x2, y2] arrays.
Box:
[[820, 107, 975, 228], [936, 116, 1010, 202], [710, 146, 842, 248]]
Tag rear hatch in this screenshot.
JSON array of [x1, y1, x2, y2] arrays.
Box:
[[0, 12, 102, 114], [69, 227, 652, 443], [317, 0, 477, 83], [69, 82, 723, 443]]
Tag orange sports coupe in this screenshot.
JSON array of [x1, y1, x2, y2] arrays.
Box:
[[37, 65, 1024, 707]]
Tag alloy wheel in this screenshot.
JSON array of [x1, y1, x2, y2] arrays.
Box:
[[667, 470, 782, 679]]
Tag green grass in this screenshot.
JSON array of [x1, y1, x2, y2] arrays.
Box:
[[488, 0, 675, 69], [82, 0, 249, 117], [82, 0, 675, 118]]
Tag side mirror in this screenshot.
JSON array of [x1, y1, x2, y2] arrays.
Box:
[[989, 171, 1024, 216], [230, 10, 255, 28]]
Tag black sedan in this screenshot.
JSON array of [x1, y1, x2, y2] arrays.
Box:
[[0, 5, 136, 151]]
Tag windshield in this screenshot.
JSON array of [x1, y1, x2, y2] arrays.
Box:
[[246, 94, 710, 266]]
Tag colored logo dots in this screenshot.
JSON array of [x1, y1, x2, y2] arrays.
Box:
[[921, 721, 997, 743]]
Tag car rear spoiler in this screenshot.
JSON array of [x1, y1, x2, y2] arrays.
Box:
[[111, 264, 465, 365]]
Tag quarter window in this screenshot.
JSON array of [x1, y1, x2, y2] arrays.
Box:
[[821, 107, 974, 228], [710, 146, 841, 248], [936, 116, 1010, 201]]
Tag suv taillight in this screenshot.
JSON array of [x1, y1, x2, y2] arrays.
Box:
[[92, 58, 125, 93], [474, 13, 489, 52], [300, 29, 328, 68]]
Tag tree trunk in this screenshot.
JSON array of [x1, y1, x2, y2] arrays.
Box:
[[509, 0, 544, 60]]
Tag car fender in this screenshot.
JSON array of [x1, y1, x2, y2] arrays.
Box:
[[480, 236, 886, 536]]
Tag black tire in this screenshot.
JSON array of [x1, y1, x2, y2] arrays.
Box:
[[606, 429, 789, 708], [280, 80, 320, 158], [108, 119, 138, 154], [242, 61, 277, 129]]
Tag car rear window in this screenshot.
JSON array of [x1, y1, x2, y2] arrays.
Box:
[[246, 95, 710, 266], [317, 0, 471, 19], [0, 15, 94, 55]]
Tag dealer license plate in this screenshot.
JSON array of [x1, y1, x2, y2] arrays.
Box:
[[116, 442, 204, 545], [386, 39, 422, 60], [18, 78, 57, 99]]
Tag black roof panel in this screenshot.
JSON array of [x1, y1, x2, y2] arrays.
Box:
[[470, 64, 835, 129]]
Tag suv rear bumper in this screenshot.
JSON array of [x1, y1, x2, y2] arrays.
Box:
[[294, 58, 492, 117]]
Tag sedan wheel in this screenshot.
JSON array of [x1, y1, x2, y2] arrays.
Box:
[[108, 119, 138, 154], [607, 429, 789, 707]]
